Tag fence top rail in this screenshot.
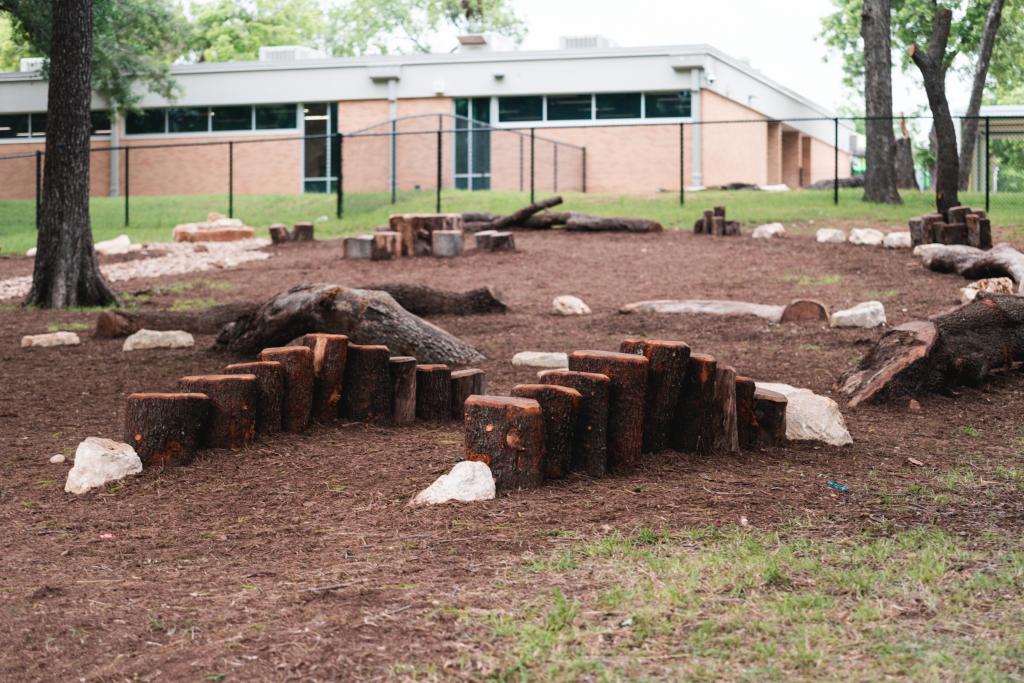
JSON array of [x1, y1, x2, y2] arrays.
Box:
[[0, 150, 41, 161], [343, 112, 587, 150]]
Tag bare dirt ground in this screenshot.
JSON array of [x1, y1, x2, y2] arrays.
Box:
[[1, 223, 1022, 681]]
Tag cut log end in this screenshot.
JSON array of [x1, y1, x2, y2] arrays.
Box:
[[464, 395, 544, 490]]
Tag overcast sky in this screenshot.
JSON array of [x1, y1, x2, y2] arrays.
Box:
[[508, 0, 967, 116]]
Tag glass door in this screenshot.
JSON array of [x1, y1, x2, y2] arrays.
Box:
[[303, 102, 338, 192], [454, 98, 491, 190]]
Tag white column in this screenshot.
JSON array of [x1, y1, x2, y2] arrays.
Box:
[[690, 68, 702, 188]]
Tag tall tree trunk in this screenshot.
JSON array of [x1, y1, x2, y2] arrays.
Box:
[[957, 0, 1005, 191], [24, 0, 117, 309], [861, 0, 902, 205], [911, 8, 959, 217]]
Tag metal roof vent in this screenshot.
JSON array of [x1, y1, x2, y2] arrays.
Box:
[[20, 57, 45, 73], [257, 46, 327, 62], [559, 35, 615, 50]]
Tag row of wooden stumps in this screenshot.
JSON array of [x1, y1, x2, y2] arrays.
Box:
[[909, 205, 992, 249], [343, 213, 515, 260], [122, 333, 486, 467], [464, 340, 789, 491], [693, 206, 741, 236], [268, 222, 315, 244]]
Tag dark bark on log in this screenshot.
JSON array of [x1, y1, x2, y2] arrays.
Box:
[[215, 284, 484, 364], [223, 361, 286, 434], [361, 283, 507, 316], [464, 395, 544, 490], [895, 137, 920, 190], [344, 236, 373, 259], [564, 215, 663, 233], [966, 214, 993, 250], [488, 196, 563, 230], [541, 370, 611, 477], [416, 364, 453, 421], [711, 365, 740, 454], [838, 294, 1024, 405], [269, 224, 290, 244], [520, 212, 574, 229], [861, 0, 902, 205], [958, 0, 1006, 191], [735, 376, 756, 449], [292, 223, 314, 242], [388, 214, 464, 256], [177, 374, 258, 449], [451, 369, 486, 420], [124, 393, 210, 466], [752, 389, 788, 447], [915, 243, 1024, 291], [475, 231, 516, 251], [461, 212, 498, 223], [672, 353, 717, 455], [94, 303, 258, 338], [372, 231, 401, 261], [389, 356, 417, 425], [299, 333, 349, 421], [510, 384, 581, 479], [619, 339, 690, 452], [340, 344, 391, 421], [258, 346, 314, 432], [568, 350, 648, 471]]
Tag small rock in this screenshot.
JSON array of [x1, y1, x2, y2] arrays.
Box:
[[849, 228, 885, 246], [751, 222, 786, 239], [816, 228, 846, 243], [552, 295, 591, 316], [314, 215, 329, 223], [882, 231, 912, 249], [49, 454, 66, 464], [65, 437, 142, 494], [511, 351, 569, 369], [908, 399, 922, 413], [94, 234, 140, 256], [831, 301, 886, 328], [410, 461, 495, 506], [21, 331, 81, 349], [960, 276, 1014, 304], [25, 247, 37, 257], [907, 457, 925, 467], [755, 381, 853, 446], [122, 329, 194, 351]]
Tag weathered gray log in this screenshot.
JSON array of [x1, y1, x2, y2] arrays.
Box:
[[361, 283, 507, 316], [177, 374, 258, 449], [564, 215, 663, 233], [461, 211, 499, 223], [123, 392, 210, 466], [451, 368, 486, 420], [431, 230, 464, 257], [299, 333, 348, 421], [915, 243, 1024, 292], [223, 361, 286, 434], [94, 303, 257, 339], [258, 346, 314, 432], [541, 369, 610, 477], [520, 211, 574, 229], [215, 284, 484, 364], [464, 395, 544, 490], [341, 343, 391, 421], [389, 213, 464, 256], [344, 235, 374, 259], [416, 364, 452, 421], [487, 196, 564, 230], [619, 299, 784, 321], [510, 384, 581, 479], [389, 356, 417, 425], [672, 353, 717, 455], [619, 338, 690, 452], [475, 230, 516, 252]]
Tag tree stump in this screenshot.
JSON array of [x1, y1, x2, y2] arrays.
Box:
[[752, 388, 788, 447], [568, 350, 649, 471], [416, 364, 452, 421], [268, 224, 290, 244], [300, 333, 349, 421], [672, 353, 717, 455], [734, 375, 756, 448], [475, 230, 516, 252], [372, 231, 401, 260], [344, 235, 374, 259], [451, 368, 486, 420], [339, 343, 391, 421], [123, 392, 210, 466], [464, 395, 544, 490], [292, 222, 314, 242], [780, 299, 830, 323], [711, 365, 740, 454], [389, 356, 417, 425], [541, 369, 611, 477], [389, 213, 464, 256], [966, 214, 992, 249], [223, 361, 286, 434], [510, 383, 582, 479], [258, 346, 314, 432], [176, 374, 258, 449], [432, 230, 464, 257], [619, 338, 690, 452]]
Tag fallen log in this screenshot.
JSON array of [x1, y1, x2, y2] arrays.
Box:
[[361, 283, 507, 316], [95, 303, 258, 339], [565, 215, 663, 233], [215, 284, 484, 364], [915, 243, 1024, 293], [488, 196, 563, 230], [520, 211, 574, 229], [838, 293, 1024, 406]]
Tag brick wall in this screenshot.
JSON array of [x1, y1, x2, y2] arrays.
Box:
[[0, 140, 112, 200], [700, 90, 768, 187]]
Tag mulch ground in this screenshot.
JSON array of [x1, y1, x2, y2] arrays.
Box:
[[1, 222, 1022, 681]]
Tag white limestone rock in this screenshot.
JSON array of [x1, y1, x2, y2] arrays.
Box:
[[65, 437, 142, 494], [21, 331, 81, 348], [849, 228, 885, 246], [49, 454, 66, 464], [122, 329, 194, 351], [960, 276, 1015, 304], [816, 228, 846, 244], [755, 381, 853, 446], [511, 351, 569, 369], [831, 301, 886, 328], [552, 295, 591, 316], [94, 234, 141, 255], [410, 460, 495, 506], [25, 247, 37, 257], [752, 222, 786, 239], [882, 231, 912, 249]]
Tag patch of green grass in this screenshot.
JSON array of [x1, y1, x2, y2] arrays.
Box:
[[960, 425, 980, 437], [787, 273, 844, 286], [864, 288, 900, 300], [157, 279, 234, 294], [45, 321, 90, 332], [799, 343, 822, 351], [169, 297, 221, 312]]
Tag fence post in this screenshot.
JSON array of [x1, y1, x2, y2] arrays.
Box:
[[124, 146, 130, 227], [679, 123, 685, 206], [335, 132, 343, 219], [553, 145, 558, 192], [519, 136, 523, 191], [390, 119, 397, 204], [436, 125, 442, 213], [530, 128, 535, 204], [833, 117, 839, 206], [985, 116, 991, 213], [34, 150, 42, 230], [228, 141, 234, 219], [581, 147, 587, 193]]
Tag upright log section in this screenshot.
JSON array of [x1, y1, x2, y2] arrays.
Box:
[[223, 360, 286, 433], [751, 388, 788, 447], [451, 369, 486, 420], [734, 376, 756, 449], [711, 365, 740, 454], [177, 374, 258, 449], [416, 364, 452, 421], [389, 356, 417, 425], [258, 346, 314, 432], [568, 350, 649, 471], [541, 370, 611, 477], [510, 384, 582, 479], [299, 333, 348, 421], [389, 213, 464, 256], [619, 339, 690, 452], [672, 353, 718, 455], [464, 395, 544, 490], [340, 344, 392, 421], [123, 392, 210, 466]]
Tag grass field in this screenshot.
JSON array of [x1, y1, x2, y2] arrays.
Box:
[[1, 188, 1021, 254]]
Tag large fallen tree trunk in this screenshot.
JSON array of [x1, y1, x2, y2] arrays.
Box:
[[95, 303, 258, 338], [838, 293, 1024, 406], [916, 242, 1024, 293], [215, 284, 484, 364], [359, 283, 507, 316], [463, 196, 564, 232], [565, 215, 663, 233]]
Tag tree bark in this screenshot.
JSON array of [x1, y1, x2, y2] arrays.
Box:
[[214, 284, 484, 364], [340, 344, 391, 422], [451, 368, 486, 420], [24, 0, 118, 308], [510, 384, 581, 479], [915, 242, 1024, 291], [895, 137, 920, 189], [751, 389, 788, 447], [258, 346, 314, 432], [223, 361, 286, 434], [361, 283, 507, 316], [861, 0, 902, 205], [299, 333, 349, 422], [910, 8, 959, 215], [388, 214, 463, 256], [958, 0, 1006, 191], [735, 376, 756, 448], [619, 339, 690, 453], [564, 215, 663, 233], [388, 356, 417, 425], [464, 395, 545, 490], [711, 365, 740, 454], [415, 364, 453, 421], [672, 353, 717, 455], [486, 196, 563, 230], [541, 370, 611, 477], [176, 375, 258, 449], [94, 304, 258, 339], [123, 392, 210, 467]]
